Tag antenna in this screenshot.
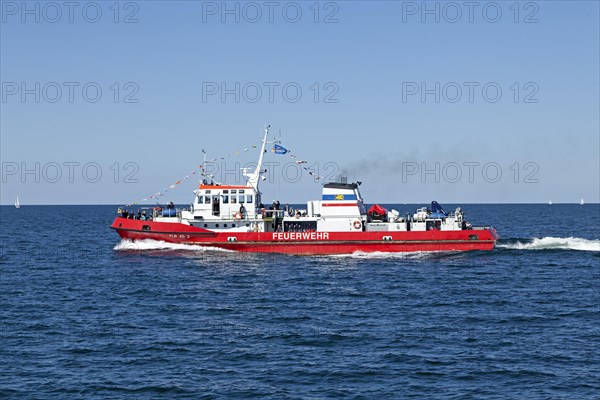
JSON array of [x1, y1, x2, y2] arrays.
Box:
[[199, 148, 208, 185]]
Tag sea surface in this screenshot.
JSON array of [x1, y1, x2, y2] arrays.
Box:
[[1, 204, 599, 399]]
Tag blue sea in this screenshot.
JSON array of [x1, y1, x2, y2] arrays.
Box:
[[1, 204, 599, 399]]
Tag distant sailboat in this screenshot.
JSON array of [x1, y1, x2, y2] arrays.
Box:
[[548, 200, 552, 205], [580, 198, 584, 206], [15, 196, 20, 209]]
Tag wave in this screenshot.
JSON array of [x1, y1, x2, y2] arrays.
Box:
[[327, 250, 458, 260], [497, 237, 600, 252], [113, 239, 233, 252]]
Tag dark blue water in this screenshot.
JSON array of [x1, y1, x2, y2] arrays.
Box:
[[1, 204, 599, 399]]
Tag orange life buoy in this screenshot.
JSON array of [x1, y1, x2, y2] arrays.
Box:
[[233, 212, 242, 220], [353, 220, 362, 230]]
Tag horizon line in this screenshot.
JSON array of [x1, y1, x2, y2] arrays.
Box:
[[1, 202, 598, 206]]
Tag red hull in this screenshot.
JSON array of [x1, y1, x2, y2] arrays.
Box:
[[111, 217, 498, 255]]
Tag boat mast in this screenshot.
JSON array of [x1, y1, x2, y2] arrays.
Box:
[[245, 125, 270, 191]]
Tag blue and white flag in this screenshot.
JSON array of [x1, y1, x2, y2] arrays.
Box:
[[273, 144, 289, 154]]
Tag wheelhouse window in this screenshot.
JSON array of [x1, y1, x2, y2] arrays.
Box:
[[222, 195, 229, 204], [231, 196, 237, 204], [238, 195, 245, 203], [246, 195, 253, 203], [204, 196, 211, 204], [197, 196, 204, 204], [239, 189, 245, 194], [231, 190, 237, 194]]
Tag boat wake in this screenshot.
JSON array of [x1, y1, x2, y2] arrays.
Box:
[[114, 237, 600, 255], [497, 237, 600, 252], [327, 250, 458, 260], [113, 239, 233, 252]]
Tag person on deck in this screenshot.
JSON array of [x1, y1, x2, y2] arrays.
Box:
[[239, 203, 246, 218]]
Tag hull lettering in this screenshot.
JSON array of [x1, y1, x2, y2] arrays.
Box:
[[272, 232, 330, 241]]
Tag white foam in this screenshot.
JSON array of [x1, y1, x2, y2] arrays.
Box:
[[497, 237, 600, 252], [327, 250, 454, 260], [114, 237, 600, 254], [113, 239, 233, 252]]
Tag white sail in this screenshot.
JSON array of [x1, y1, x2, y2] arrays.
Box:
[[15, 196, 20, 208], [580, 198, 584, 205], [548, 200, 552, 205]]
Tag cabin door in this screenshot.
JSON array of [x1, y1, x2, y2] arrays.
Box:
[[212, 195, 220, 216]]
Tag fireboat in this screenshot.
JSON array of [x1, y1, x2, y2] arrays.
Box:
[[111, 126, 498, 254]]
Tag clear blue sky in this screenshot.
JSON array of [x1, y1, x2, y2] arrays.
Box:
[[1, 1, 598, 205]]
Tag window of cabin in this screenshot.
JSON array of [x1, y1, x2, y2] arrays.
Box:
[[231, 190, 237, 194], [231, 196, 237, 204], [222, 195, 229, 204], [238, 195, 245, 203], [197, 196, 204, 204], [239, 189, 245, 194], [246, 195, 253, 203], [204, 196, 211, 204], [205, 190, 211, 194], [223, 190, 229, 194]]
